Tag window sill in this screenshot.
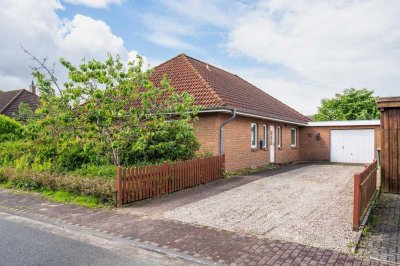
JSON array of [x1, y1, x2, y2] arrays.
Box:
[[291, 146, 297, 149], [278, 147, 282, 150], [251, 148, 259, 152]]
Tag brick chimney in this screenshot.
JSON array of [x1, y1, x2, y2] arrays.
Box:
[[29, 81, 36, 95]]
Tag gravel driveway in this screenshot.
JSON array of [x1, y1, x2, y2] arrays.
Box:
[[164, 164, 363, 252]]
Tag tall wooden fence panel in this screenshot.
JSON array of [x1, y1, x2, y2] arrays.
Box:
[[378, 97, 400, 193], [116, 155, 225, 207], [353, 159, 378, 230]]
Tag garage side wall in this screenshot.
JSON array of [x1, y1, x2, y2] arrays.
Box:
[[299, 125, 381, 162]]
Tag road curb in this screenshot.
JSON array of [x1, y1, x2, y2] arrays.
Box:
[[0, 204, 218, 266]]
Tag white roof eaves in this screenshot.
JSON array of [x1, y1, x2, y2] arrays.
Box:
[[306, 120, 380, 127]]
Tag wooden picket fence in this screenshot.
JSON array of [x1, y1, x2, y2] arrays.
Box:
[[116, 155, 225, 207], [353, 159, 379, 230]]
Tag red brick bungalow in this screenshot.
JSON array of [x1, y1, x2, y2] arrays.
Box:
[[150, 54, 382, 171], [150, 54, 316, 170]]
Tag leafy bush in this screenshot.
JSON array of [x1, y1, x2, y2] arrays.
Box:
[[125, 120, 199, 164], [0, 141, 33, 166], [0, 167, 115, 204], [0, 115, 25, 141], [69, 164, 116, 180], [55, 145, 90, 171]]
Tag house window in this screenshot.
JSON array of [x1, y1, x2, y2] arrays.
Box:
[[251, 123, 257, 148], [277, 126, 282, 149], [291, 128, 297, 147], [262, 125, 267, 149]]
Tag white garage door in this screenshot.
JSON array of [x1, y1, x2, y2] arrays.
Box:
[[330, 129, 375, 163]]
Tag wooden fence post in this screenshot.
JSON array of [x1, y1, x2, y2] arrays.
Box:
[[222, 154, 226, 177], [116, 166, 122, 208], [353, 173, 361, 230], [164, 161, 168, 194]]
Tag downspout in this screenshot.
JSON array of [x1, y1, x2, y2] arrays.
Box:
[[219, 109, 237, 155]]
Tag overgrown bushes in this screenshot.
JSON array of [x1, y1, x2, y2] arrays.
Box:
[[0, 114, 25, 141], [0, 167, 115, 204], [0, 53, 201, 207]]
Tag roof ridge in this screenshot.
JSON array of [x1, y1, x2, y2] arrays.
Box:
[[0, 89, 23, 113], [231, 74, 310, 121], [182, 54, 239, 77], [183, 54, 309, 121], [152, 53, 186, 70], [181, 54, 225, 106]]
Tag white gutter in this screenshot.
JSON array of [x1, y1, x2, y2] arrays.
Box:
[[199, 109, 308, 126], [306, 120, 380, 127]]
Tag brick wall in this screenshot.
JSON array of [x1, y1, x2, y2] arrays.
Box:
[[299, 125, 381, 161], [194, 113, 301, 171], [193, 113, 221, 156], [1, 90, 39, 117]]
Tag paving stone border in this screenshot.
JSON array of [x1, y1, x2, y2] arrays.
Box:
[[0, 188, 395, 265], [358, 193, 400, 264]]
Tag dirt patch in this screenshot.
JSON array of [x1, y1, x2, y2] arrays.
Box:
[[164, 164, 363, 253]]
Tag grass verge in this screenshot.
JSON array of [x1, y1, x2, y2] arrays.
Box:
[[0, 181, 105, 208]]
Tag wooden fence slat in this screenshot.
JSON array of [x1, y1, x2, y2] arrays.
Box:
[[116, 155, 226, 206], [128, 168, 131, 202], [353, 160, 378, 230]]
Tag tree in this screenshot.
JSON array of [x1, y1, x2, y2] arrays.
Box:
[[13, 102, 39, 123], [314, 88, 380, 121], [25, 49, 199, 167]]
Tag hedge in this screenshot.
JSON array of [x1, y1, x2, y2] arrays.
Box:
[[0, 167, 115, 205]]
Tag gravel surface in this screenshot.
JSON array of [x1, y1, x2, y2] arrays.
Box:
[[164, 164, 363, 253]]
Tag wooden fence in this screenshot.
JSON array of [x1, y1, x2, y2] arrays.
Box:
[[116, 155, 225, 207], [353, 159, 379, 230]]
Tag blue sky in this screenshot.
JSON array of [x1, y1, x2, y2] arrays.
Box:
[[1, 0, 400, 115], [56, 1, 263, 70]]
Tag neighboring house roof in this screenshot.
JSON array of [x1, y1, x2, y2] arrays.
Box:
[[0, 89, 40, 117], [307, 120, 380, 127], [150, 54, 311, 125]]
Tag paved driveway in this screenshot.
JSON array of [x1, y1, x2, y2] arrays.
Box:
[[164, 164, 363, 253]]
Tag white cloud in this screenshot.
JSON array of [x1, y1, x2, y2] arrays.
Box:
[[140, 14, 197, 50], [0, 0, 138, 91], [62, 0, 122, 8], [159, 0, 249, 29], [57, 14, 130, 62], [227, 0, 400, 113]]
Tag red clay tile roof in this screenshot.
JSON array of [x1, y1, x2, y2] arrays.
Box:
[[150, 54, 310, 124]]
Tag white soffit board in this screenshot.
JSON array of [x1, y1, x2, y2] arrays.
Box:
[[307, 120, 380, 127]]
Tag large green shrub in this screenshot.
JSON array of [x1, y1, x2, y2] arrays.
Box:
[[125, 120, 199, 164], [0, 141, 33, 166], [30, 53, 199, 167], [0, 115, 25, 141]]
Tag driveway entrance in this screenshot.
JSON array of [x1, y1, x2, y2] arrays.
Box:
[[164, 164, 363, 252]]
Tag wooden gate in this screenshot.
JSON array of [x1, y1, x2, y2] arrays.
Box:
[[377, 97, 400, 193]]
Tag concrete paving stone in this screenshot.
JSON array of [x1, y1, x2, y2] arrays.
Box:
[[0, 187, 397, 266]]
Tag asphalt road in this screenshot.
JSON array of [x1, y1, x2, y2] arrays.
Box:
[[0, 216, 173, 266]]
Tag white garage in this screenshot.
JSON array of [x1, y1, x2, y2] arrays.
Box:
[[330, 129, 375, 164], [304, 120, 380, 164]]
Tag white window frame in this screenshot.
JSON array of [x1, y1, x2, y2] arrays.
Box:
[[262, 125, 267, 149], [251, 123, 258, 149], [291, 128, 297, 147], [277, 126, 282, 149]]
